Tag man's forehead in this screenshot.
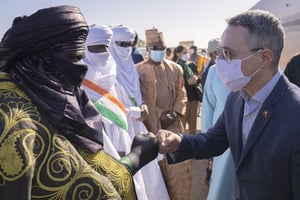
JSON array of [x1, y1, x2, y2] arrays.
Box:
[[221, 25, 248, 49]]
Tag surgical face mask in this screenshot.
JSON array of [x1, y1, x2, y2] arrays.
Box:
[[150, 50, 165, 62], [181, 53, 190, 62], [216, 54, 261, 91], [189, 49, 195, 54]]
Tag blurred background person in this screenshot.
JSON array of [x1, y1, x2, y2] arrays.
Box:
[[284, 52, 300, 87], [173, 45, 199, 134], [165, 47, 173, 60], [201, 64, 235, 200], [189, 45, 199, 67], [131, 31, 145, 64], [201, 38, 221, 89], [172, 45, 209, 200]]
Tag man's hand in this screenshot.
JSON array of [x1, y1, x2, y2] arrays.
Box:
[[157, 129, 182, 154], [160, 111, 177, 129], [139, 103, 149, 121], [121, 132, 158, 175], [187, 75, 198, 85]]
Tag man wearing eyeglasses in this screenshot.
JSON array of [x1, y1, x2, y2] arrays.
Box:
[[158, 9, 300, 200]]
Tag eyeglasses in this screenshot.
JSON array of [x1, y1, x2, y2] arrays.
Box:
[[217, 47, 263, 63], [115, 41, 133, 47]]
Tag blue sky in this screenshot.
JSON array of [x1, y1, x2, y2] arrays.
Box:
[[1, 0, 259, 48]]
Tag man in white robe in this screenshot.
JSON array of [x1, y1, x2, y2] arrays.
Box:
[[83, 25, 169, 200]]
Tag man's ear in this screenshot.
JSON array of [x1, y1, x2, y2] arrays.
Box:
[[260, 48, 273, 68]]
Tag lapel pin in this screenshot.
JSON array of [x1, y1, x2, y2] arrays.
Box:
[[262, 110, 269, 118]]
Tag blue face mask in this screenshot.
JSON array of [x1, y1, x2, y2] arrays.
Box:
[[150, 50, 165, 62]]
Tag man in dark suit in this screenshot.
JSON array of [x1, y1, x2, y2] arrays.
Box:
[[158, 9, 300, 200]]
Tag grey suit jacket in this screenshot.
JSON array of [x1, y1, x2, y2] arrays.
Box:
[[171, 76, 300, 200]]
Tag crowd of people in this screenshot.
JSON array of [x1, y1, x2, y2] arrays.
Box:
[[0, 4, 300, 200]]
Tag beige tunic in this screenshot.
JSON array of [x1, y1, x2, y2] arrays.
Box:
[[136, 59, 187, 133]]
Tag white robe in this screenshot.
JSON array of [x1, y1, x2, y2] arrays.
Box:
[[115, 79, 170, 200]]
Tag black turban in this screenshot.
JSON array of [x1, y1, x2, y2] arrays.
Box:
[[0, 5, 88, 69], [0, 5, 104, 153]]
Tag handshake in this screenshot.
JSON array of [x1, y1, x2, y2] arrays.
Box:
[[121, 129, 182, 175], [121, 132, 158, 175]]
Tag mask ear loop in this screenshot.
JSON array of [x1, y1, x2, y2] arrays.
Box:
[[248, 67, 261, 78], [241, 49, 263, 62], [242, 49, 264, 78]]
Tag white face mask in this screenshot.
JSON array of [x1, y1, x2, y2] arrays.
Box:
[[181, 53, 190, 62], [216, 55, 261, 91], [87, 52, 110, 67], [189, 49, 195, 54], [115, 46, 132, 58]]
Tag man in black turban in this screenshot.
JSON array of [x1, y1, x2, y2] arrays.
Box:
[[0, 5, 158, 200]]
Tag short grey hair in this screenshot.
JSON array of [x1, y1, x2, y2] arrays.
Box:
[[226, 9, 284, 66]]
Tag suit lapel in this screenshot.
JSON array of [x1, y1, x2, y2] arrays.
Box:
[[237, 106, 273, 169], [234, 98, 244, 163], [236, 76, 286, 170]]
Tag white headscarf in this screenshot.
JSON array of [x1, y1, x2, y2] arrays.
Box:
[[83, 25, 116, 93], [109, 25, 143, 106]]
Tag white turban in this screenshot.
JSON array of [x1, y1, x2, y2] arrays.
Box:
[[111, 25, 135, 42], [109, 25, 143, 106], [85, 25, 113, 46], [83, 25, 116, 93]]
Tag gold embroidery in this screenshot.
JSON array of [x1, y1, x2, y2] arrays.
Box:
[[0, 74, 136, 200], [78, 149, 136, 200]]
